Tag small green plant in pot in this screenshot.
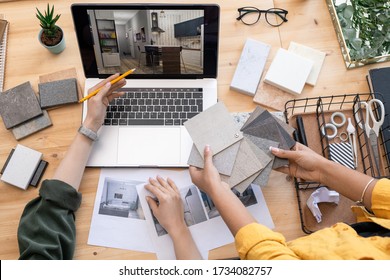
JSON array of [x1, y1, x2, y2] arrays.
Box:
[[36, 4, 65, 54]]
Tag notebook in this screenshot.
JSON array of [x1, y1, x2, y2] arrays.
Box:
[[71, 4, 219, 167], [0, 17, 9, 92], [367, 67, 390, 165]]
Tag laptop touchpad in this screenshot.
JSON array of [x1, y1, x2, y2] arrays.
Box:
[[118, 127, 181, 165]]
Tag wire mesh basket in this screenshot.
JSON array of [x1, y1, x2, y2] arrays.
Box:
[[284, 93, 389, 234]]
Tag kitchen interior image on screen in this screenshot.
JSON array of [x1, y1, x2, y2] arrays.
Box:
[[87, 9, 205, 75]]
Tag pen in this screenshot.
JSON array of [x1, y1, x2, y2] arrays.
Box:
[[78, 68, 136, 103]]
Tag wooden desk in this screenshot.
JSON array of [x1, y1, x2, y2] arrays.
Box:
[[1, 0, 389, 260]]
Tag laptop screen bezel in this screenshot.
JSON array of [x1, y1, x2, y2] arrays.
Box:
[[71, 3, 220, 79]]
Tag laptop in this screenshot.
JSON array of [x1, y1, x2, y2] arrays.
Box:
[[71, 3, 219, 167]]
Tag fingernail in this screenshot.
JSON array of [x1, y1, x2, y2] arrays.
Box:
[[205, 145, 210, 152], [105, 82, 111, 88], [270, 146, 279, 153]]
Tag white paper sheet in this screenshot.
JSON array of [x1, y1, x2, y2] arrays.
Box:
[[89, 168, 274, 259], [88, 168, 159, 253]]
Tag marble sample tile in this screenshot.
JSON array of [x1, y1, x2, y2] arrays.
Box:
[[184, 102, 243, 157], [230, 38, 270, 96], [0, 81, 42, 129]]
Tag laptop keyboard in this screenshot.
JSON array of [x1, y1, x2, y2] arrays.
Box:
[[104, 88, 203, 126]]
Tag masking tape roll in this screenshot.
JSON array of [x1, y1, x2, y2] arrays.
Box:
[[321, 123, 337, 139], [331, 112, 346, 127]]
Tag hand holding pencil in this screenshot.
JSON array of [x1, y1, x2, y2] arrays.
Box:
[[81, 73, 128, 133], [79, 68, 135, 103]]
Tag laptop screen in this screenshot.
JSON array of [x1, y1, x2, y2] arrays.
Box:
[[71, 4, 219, 79]]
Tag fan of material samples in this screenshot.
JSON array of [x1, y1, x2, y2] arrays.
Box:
[[184, 102, 296, 194]]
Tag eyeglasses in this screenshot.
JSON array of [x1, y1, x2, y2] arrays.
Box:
[[236, 7, 288, 27]]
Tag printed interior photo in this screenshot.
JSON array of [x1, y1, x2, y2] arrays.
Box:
[[201, 184, 258, 219], [98, 178, 145, 219], [87, 9, 205, 75], [152, 184, 207, 236]]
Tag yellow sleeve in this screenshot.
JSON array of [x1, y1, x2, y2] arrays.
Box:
[[352, 178, 390, 229], [371, 178, 390, 219], [235, 223, 300, 260]]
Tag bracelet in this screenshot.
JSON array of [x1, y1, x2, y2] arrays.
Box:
[[356, 178, 375, 205], [78, 125, 98, 141]]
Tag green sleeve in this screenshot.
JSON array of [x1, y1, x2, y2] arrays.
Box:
[[17, 179, 82, 260]]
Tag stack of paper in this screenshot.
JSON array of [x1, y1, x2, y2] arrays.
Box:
[[185, 102, 296, 193], [0, 15, 9, 92], [88, 168, 275, 259]]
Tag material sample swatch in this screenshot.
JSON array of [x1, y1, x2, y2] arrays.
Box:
[[187, 141, 241, 176], [0, 81, 42, 129], [184, 102, 243, 157], [12, 110, 52, 140], [39, 78, 79, 109], [264, 48, 313, 95]]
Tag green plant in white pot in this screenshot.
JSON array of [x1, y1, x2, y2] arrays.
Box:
[[36, 4, 65, 54]]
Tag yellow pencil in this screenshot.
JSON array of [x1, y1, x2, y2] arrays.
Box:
[[78, 68, 136, 103]]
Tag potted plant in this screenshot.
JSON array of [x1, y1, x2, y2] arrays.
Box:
[[36, 4, 65, 54]]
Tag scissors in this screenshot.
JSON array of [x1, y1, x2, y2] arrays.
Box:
[[354, 99, 385, 176]]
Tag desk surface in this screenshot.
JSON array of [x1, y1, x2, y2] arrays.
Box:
[[1, 0, 389, 260]]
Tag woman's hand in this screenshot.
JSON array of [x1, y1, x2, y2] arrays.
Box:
[[271, 142, 329, 183], [83, 74, 126, 132], [189, 145, 229, 196], [145, 176, 186, 236]]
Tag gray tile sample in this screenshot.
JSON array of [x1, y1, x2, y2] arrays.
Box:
[[244, 134, 278, 163], [244, 135, 277, 190], [241, 106, 266, 131], [187, 140, 241, 176], [12, 110, 52, 140], [243, 116, 294, 169], [229, 137, 272, 194], [232, 171, 261, 194], [253, 161, 273, 188], [220, 138, 265, 188], [246, 135, 272, 168], [242, 108, 295, 148], [0, 81, 42, 129], [275, 116, 295, 135], [244, 122, 283, 146], [38, 78, 78, 109], [246, 124, 289, 169], [184, 102, 243, 157]]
